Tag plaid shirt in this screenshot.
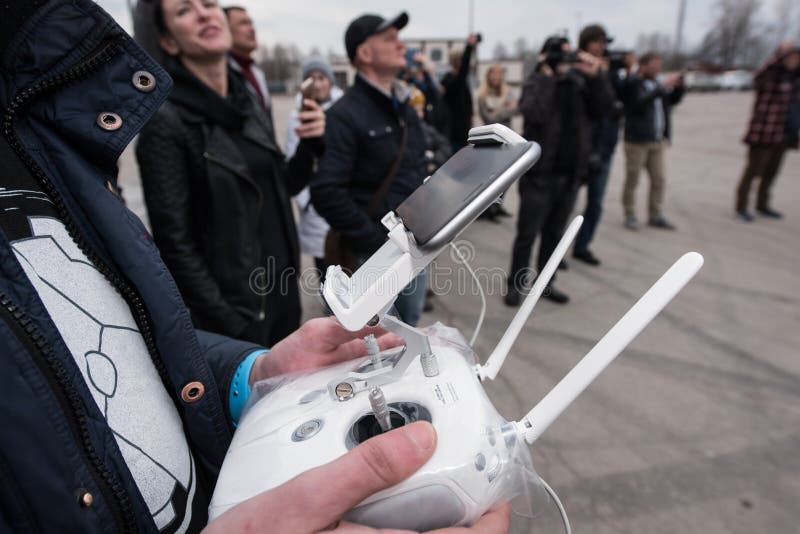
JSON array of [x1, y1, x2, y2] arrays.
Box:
[[743, 51, 800, 148]]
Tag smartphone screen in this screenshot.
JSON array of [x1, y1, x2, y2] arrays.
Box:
[[396, 142, 536, 247]]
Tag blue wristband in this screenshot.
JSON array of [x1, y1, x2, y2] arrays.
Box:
[[229, 350, 267, 426]]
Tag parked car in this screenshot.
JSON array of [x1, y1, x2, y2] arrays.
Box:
[[684, 71, 722, 92], [719, 70, 753, 91]]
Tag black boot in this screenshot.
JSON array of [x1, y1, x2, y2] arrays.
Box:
[[544, 284, 570, 304]]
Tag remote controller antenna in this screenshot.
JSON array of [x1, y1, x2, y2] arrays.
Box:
[[369, 387, 392, 433], [516, 251, 704, 444], [477, 216, 584, 381]]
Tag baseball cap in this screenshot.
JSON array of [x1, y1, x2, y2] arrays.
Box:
[[345, 12, 409, 62]]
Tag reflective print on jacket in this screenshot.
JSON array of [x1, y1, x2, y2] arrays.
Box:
[[1, 186, 197, 533]]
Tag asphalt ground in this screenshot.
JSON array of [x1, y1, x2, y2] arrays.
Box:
[[119, 90, 800, 533]]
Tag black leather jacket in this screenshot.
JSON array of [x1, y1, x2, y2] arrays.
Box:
[[137, 62, 316, 337]]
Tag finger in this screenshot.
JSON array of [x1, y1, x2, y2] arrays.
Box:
[[332, 520, 416, 533], [427, 504, 511, 533], [375, 331, 404, 350], [302, 98, 322, 111], [278, 422, 437, 532], [297, 113, 324, 125], [297, 126, 325, 139]]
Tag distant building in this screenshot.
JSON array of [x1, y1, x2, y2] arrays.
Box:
[[328, 37, 524, 92]]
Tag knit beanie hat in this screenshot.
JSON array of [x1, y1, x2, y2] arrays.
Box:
[[302, 57, 334, 82]]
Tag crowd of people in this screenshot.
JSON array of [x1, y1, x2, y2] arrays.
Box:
[[0, 0, 798, 532]]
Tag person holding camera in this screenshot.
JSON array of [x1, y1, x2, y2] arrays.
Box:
[[621, 52, 685, 231], [505, 36, 614, 306], [403, 49, 443, 127], [441, 33, 481, 152], [735, 39, 800, 221], [572, 25, 633, 265]]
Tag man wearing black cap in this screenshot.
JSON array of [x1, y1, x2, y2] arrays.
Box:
[[312, 12, 430, 326], [572, 24, 632, 265]]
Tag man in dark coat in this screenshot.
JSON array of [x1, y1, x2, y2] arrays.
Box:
[[621, 52, 685, 231], [311, 12, 429, 326], [505, 36, 614, 306], [735, 40, 800, 221]]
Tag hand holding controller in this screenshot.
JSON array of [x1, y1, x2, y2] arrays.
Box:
[[209, 125, 704, 530]]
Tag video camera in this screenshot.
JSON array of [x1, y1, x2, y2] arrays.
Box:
[[605, 49, 632, 71], [540, 36, 578, 71]]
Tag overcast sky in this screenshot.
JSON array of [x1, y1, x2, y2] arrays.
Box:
[[96, 0, 790, 59]]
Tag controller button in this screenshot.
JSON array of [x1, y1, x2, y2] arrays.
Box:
[[474, 453, 486, 471], [335, 382, 355, 401], [487, 429, 496, 446], [292, 419, 323, 441]]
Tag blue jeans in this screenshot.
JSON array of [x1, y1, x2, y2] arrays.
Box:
[[575, 156, 613, 254], [356, 255, 428, 327]]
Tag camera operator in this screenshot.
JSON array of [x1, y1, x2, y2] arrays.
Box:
[[402, 49, 443, 126], [621, 52, 685, 230], [505, 36, 614, 306], [441, 33, 481, 152], [572, 25, 634, 266]]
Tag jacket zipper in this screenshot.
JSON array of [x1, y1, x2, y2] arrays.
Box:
[[0, 291, 135, 532], [2, 37, 154, 534], [203, 152, 268, 320]]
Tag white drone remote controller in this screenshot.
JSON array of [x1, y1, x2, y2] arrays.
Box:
[[208, 125, 704, 530]]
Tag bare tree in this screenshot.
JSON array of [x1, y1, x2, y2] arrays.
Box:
[[696, 0, 767, 68], [635, 32, 672, 56], [772, 0, 799, 46], [513, 37, 528, 60]]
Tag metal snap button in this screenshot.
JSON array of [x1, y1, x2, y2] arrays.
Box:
[[132, 70, 156, 92], [96, 112, 122, 131], [181, 381, 205, 403], [76, 489, 93, 508]]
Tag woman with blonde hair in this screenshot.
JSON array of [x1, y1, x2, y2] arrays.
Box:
[[478, 64, 517, 127], [477, 65, 516, 220]]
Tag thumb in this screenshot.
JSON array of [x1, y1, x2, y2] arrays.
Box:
[[211, 422, 437, 533], [288, 421, 436, 531]]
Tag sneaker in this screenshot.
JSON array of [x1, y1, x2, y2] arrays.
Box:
[[757, 207, 783, 219], [504, 284, 522, 307], [624, 215, 639, 230], [573, 248, 601, 266], [544, 284, 570, 304], [735, 211, 754, 222], [648, 216, 676, 230]]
